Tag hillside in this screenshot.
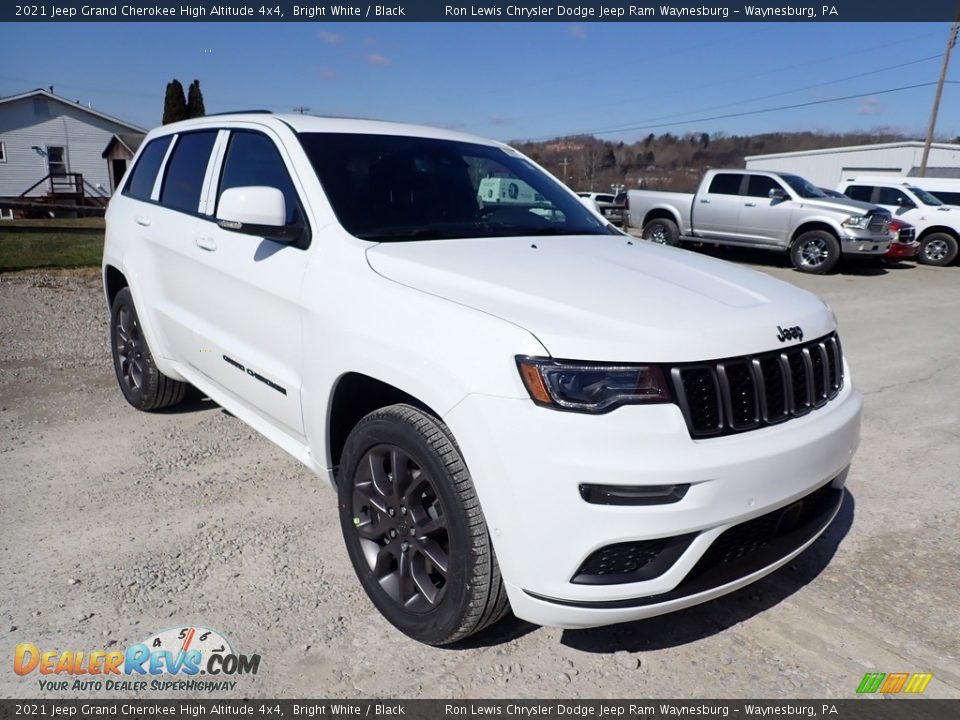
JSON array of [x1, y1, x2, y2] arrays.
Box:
[[511, 130, 930, 193]]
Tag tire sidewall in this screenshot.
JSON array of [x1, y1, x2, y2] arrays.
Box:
[[791, 230, 840, 274], [643, 218, 680, 246], [918, 233, 959, 266], [337, 412, 474, 645], [110, 288, 160, 409]]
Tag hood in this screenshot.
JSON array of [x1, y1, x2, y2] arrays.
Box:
[[799, 196, 880, 215], [366, 235, 835, 362]]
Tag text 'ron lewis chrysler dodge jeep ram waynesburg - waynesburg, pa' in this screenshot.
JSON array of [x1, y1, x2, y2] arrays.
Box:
[[102, 113, 861, 645]]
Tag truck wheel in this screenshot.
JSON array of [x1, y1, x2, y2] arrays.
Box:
[[790, 231, 840, 274], [337, 404, 509, 646], [917, 233, 958, 266], [643, 218, 680, 246], [110, 287, 187, 411]]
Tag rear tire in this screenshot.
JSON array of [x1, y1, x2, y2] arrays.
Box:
[[337, 404, 509, 646], [642, 217, 680, 246], [110, 287, 187, 411], [790, 231, 840, 274], [917, 233, 958, 266]]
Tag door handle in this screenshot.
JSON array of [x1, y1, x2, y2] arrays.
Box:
[[194, 236, 217, 251], [744, 202, 757, 207], [699, 199, 711, 204], [134, 215, 151, 227]]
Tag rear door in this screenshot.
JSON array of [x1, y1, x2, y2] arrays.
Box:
[[693, 172, 745, 239], [737, 174, 793, 245]]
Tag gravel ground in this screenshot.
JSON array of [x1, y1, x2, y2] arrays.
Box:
[[1, 255, 958, 699]]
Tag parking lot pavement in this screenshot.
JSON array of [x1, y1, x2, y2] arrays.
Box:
[[1, 257, 958, 699]]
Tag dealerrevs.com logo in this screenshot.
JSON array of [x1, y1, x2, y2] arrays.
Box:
[[14, 626, 260, 693]]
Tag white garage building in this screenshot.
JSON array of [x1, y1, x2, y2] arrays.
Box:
[[744, 141, 960, 188]]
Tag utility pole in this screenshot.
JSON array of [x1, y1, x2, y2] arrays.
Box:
[[293, 105, 310, 115], [920, 17, 960, 176], [560, 156, 569, 184]]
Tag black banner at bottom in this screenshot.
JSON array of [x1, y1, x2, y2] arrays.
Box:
[[0, 700, 957, 720]]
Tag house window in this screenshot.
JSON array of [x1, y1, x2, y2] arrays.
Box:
[[0, 141, 6, 162]]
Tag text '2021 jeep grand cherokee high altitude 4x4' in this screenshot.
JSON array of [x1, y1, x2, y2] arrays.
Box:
[[103, 113, 861, 646]]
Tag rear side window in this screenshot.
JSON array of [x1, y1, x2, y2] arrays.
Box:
[[160, 131, 217, 214], [217, 131, 300, 225], [931, 191, 960, 205], [844, 185, 874, 203], [707, 173, 742, 195], [745, 175, 784, 198], [124, 136, 172, 200]]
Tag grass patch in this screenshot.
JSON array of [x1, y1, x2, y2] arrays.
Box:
[[0, 232, 104, 271]]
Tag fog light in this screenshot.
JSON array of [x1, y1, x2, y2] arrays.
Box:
[[579, 483, 688, 506]]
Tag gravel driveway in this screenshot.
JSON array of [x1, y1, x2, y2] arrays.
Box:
[[1, 257, 958, 699]]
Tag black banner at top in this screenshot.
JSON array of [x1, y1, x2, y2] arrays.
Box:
[[3, 0, 960, 22]]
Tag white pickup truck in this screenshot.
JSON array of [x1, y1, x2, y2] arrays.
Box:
[[626, 169, 892, 274], [837, 176, 960, 266]]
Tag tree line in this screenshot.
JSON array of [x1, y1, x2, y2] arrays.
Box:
[[162, 79, 205, 124]]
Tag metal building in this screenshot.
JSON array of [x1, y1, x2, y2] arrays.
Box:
[[744, 141, 960, 188]]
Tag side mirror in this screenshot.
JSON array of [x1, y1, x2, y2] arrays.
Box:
[[216, 186, 301, 242], [768, 188, 788, 201]]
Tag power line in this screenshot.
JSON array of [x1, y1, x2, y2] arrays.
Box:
[[537, 81, 958, 140]]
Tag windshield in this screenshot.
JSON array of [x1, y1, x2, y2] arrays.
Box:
[[779, 174, 827, 199], [297, 133, 613, 241], [910, 186, 944, 206]]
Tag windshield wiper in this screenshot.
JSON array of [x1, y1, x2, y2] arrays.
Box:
[[355, 228, 453, 241]]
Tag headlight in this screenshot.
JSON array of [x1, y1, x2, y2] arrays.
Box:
[[516, 356, 670, 413], [841, 215, 871, 230]]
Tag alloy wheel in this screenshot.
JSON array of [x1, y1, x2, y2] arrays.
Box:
[[115, 305, 145, 392], [923, 238, 949, 262], [799, 237, 829, 267], [351, 444, 450, 613]]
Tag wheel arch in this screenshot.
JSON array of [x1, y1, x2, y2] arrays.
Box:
[[790, 221, 840, 246], [103, 264, 128, 307], [917, 225, 959, 242], [326, 372, 443, 479], [642, 207, 682, 230]]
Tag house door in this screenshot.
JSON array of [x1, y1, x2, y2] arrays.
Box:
[[111, 159, 127, 191]]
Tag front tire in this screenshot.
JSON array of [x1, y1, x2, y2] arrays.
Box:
[[790, 231, 840, 274], [110, 287, 187, 411], [337, 404, 508, 646], [642, 217, 680, 246], [917, 233, 959, 266]]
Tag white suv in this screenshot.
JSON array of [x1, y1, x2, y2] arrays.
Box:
[[103, 113, 862, 645]]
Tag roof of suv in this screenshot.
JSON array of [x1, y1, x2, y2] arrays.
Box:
[[154, 112, 502, 147]]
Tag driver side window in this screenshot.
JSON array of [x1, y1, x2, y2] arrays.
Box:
[[217, 131, 301, 225]]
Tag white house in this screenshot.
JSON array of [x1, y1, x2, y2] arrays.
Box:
[[0, 88, 145, 214], [744, 141, 960, 188]]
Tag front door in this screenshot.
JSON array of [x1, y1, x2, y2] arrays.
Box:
[[737, 174, 793, 245], [183, 128, 308, 439]]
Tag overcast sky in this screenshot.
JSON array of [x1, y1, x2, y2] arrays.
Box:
[[1, 22, 957, 142]]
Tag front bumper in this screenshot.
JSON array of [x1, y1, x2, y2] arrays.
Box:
[[444, 377, 861, 628], [885, 241, 919, 259], [839, 231, 891, 256]]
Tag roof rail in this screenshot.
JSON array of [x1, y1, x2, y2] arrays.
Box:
[[203, 110, 274, 117]]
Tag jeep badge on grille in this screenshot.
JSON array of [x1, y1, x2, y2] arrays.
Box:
[[777, 325, 804, 342]]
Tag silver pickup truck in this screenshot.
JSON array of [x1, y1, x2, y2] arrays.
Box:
[[626, 169, 892, 273]]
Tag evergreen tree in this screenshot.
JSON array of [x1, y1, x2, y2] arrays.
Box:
[[186, 80, 206, 119], [162, 80, 187, 124]]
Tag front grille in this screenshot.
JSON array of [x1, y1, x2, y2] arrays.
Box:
[[896, 227, 916, 242], [868, 214, 890, 232], [670, 333, 844, 438]]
